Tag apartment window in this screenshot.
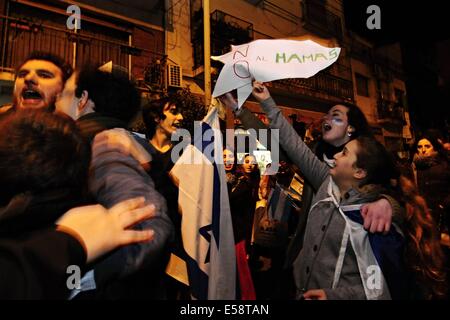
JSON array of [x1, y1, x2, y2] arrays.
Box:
[[355, 73, 370, 97]]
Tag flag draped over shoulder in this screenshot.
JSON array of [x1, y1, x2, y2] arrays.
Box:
[[170, 107, 236, 300], [336, 203, 408, 300]]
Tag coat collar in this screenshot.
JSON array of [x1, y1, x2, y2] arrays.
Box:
[[327, 177, 382, 206]]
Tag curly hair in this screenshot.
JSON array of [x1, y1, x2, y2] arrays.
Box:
[[399, 176, 447, 299], [141, 95, 180, 139]]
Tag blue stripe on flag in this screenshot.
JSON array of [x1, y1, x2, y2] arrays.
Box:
[[191, 122, 221, 249], [184, 254, 209, 300], [343, 209, 408, 299]]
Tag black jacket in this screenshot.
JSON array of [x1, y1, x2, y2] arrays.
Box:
[[414, 154, 450, 223], [0, 190, 87, 299], [0, 228, 86, 299]]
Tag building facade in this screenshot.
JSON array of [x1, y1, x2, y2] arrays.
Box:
[[0, 0, 166, 104], [166, 0, 413, 154], [0, 0, 413, 154]]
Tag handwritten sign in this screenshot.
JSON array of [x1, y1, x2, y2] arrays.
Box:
[[212, 39, 341, 108]]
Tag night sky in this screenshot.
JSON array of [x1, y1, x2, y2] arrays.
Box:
[[344, 0, 450, 136]]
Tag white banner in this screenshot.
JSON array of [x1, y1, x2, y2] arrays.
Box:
[[212, 39, 341, 108]]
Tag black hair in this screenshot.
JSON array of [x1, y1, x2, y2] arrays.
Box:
[[415, 134, 446, 159], [336, 101, 373, 139], [223, 146, 237, 173], [141, 95, 180, 139], [0, 110, 91, 205], [354, 136, 398, 186], [238, 153, 260, 200], [17, 51, 73, 83], [75, 65, 141, 124]]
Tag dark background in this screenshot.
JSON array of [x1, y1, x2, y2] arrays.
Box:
[[344, 0, 450, 138]]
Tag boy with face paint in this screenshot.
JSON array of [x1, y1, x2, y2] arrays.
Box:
[[220, 84, 402, 273], [320, 105, 359, 166]]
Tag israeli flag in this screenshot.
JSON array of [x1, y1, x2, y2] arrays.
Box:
[[336, 202, 408, 300], [170, 107, 236, 300]]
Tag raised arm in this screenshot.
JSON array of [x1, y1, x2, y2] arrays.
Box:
[[252, 82, 329, 190], [220, 93, 290, 162]]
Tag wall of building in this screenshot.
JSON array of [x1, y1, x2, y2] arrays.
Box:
[[0, 0, 166, 105], [351, 57, 378, 124], [76, 0, 165, 28], [166, 0, 409, 148], [210, 0, 302, 38]]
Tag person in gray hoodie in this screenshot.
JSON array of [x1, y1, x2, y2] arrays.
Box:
[[251, 81, 447, 300]]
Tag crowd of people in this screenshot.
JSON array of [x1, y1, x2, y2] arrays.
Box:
[[0, 51, 448, 300]]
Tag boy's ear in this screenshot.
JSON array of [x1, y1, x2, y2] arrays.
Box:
[[77, 90, 89, 111], [353, 167, 367, 181]]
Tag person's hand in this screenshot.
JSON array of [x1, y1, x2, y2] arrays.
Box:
[[218, 92, 239, 112], [93, 129, 152, 167], [56, 197, 155, 263], [361, 198, 393, 234], [252, 81, 271, 102], [303, 289, 327, 300]]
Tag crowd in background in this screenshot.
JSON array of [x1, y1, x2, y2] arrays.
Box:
[[0, 51, 449, 300]]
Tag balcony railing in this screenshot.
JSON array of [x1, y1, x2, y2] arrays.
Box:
[[0, 15, 164, 80], [190, 7, 352, 101], [192, 10, 254, 69], [302, 0, 343, 40], [272, 72, 354, 101], [0, 15, 130, 71], [377, 99, 406, 124]]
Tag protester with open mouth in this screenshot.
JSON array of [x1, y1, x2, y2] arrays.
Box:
[[285, 97, 404, 274], [252, 81, 446, 300], [0, 51, 72, 113], [141, 96, 190, 299], [53, 65, 173, 299], [219, 88, 403, 282]]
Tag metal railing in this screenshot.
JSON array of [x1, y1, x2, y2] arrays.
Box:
[[273, 72, 354, 101], [190, 7, 352, 101], [192, 10, 254, 69], [0, 15, 164, 77]]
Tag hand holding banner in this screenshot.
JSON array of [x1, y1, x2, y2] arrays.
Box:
[[212, 39, 341, 108]]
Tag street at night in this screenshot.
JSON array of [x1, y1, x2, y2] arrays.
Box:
[[0, 0, 449, 313]]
